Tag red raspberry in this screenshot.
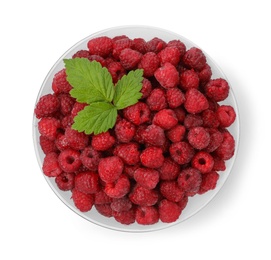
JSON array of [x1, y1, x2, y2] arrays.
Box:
[[198, 171, 219, 194], [179, 69, 200, 91], [184, 114, 203, 129], [204, 78, 230, 102], [158, 199, 182, 223], [142, 124, 166, 146], [160, 181, 185, 202], [191, 151, 214, 173], [55, 172, 75, 191], [138, 52, 160, 77], [98, 156, 123, 183], [80, 146, 101, 171], [166, 124, 186, 143], [153, 109, 178, 130], [72, 50, 90, 59], [94, 190, 113, 205], [112, 37, 132, 60], [197, 63, 212, 86], [169, 141, 195, 165], [177, 167, 202, 196], [119, 48, 142, 70], [123, 101, 150, 125], [184, 88, 209, 114], [107, 61, 126, 83], [39, 135, 57, 154], [204, 128, 224, 153], [140, 146, 164, 168], [71, 102, 88, 119], [167, 39, 186, 57], [110, 197, 132, 212], [42, 152, 62, 177], [95, 204, 113, 218], [65, 127, 89, 150], [154, 62, 179, 88], [158, 157, 180, 181], [58, 148, 82, 173], [104, 174, 130, 199], [60, 115, 73, 129], [140, 78, 152, 99], [135, 206, 159, 225], [129, 185, 159, 206], [146, 37, 166, 53], [173, 107, 186, 122], [114, 118, 136, 143], [87, 55, 106, 67], [158, 46, 181, 66], [166, 88, 185, 108], [132, 38, 147, 54], [113, 143, 140, 165], [214, 130, 235, 160], [113, 207, 135, 225], [57, 93, 75, 116], [72, 188, 94, 212], [146, 88, 167, 111], [177, 195, 189, 211], [52, 69, 72, 94], [91, 131, 115, 151], [183, 47, 207, 71], [74, 172, 100, 194], [216, 105, 236, 127], [212, 155, 226, 171], [134, 168, 160, 189], [87, 36, 113, 58], [202, 109, 220, 128], [187, 126, 210, 150], [38, 117, 60, 141], [55, 133, 70, 151], [35, 94, 60, 119], [133, 124, 148, 144]]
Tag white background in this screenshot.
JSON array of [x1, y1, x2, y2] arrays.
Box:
[[1, 0, 270, 259]]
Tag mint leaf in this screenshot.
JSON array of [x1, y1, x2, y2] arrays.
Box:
[[113, 69, 143, 109], [72, 102, 117, 135], [64, 58, 115, 103]]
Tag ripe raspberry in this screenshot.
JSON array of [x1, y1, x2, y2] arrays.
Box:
[[205, 128, 224, 153], [74, 171, 100, 194], [184, 88, 209, 114], [177, 167, 202, 196], [216, 105, 236, 127], [104, 174, 130, 199], [123, 102, 150, 125], [183, 114, 203, 129], [42, 152, 62, 177], [183, 47, 207, 71], [133, 124, 148, 144], [214, 130, 235, 160], [72, 188, 94, 212], [35, 94, 60, 118], [119, 48, 142, 70], [158, 46, 181, 66], [212, 155, 226, 171], [60, 115, 73, 129], [192, 151, 214, 173], [98, 156, 123, 183], [160, 181, 185, 202], [197, 63, 212, 86], [140, 78, 152, 99], [187, 126, 210, 150], [57, 93, 75, 116], [71, 102, 88, 118], [204, 78, 230, 102], [55, 133, 70, 151], [146, 88, 167, 111], [169, 141, 195, 165], [153, 109, 178, 130], [166, 124, 186, 143], [72, 50, 90, 59], [135, 206, 159, 225], [39, 135, 57, 154], [154, 62, 179, 88], [179, 69, 200, 91], [55, 172, 75, 191], [112, 37, 132, 60], [158, 199, 182, 223], [146, 37, 166, 53], [142, 124, 166, 146], [173, 107, 186, 122], [58, 148, 82, 173], [80, 146, 101, 171], [134, 168, 160, 189], [114, 118, 136, 143], [132, 37, 147, 54], [87, 55, 106, 67], [87, 36, 113, 58], [65, 127, 89, 150], [38, 117, 60, 141], [107, 61, 126, 83], [177, 195, 189, 211], [202, 109, 220, 128], [129, 185, 159, 206], [138, 52, 160, 77], [158, 158, 180, 181], [113, 207, 136, 225], [95, 204, 113, 218], [167, 39, 186, 57], [94, 190, 113, 205], [52, 69, 72, 94], [140, 146, 164, 168], [113, 143, 140, 165], [166, 88, 185, 108], [91, 131, 115, 151], [110, 197, 132, 212], [198, 171, 219, 194]]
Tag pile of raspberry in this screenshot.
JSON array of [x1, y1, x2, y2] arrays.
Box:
[[35, 35, 236, 225]]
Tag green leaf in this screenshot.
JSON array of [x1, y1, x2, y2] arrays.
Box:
[[113, 69, 143, 109], [64, 58, 115, 104], [72, 102, 117, 135]]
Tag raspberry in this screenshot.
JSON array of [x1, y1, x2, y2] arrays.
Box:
[[87, 36, 113, 58], [110, 197, 132, 212], [166, 88, 185, 108], [142, 124, 166, 146], [177, 167, 202, 196], [140, 146, 164, 168], [129, 185, 158, 206], [158, 46, 181, 66], [72, 50, 90, 59], [146, 88, 167, 111], [133, 124, 148, 144], [52, 69, 72, 94], [169, 141, 195, 165], [72, 189, 94, 212], [98, 156, 123, 183], [119, 48, 142, 70], [153, 109, 178, 130], [139, 78, 152, 99], [95, 204, 113, 218], [198, 171, 219, 194], [60, 115, 73, 129], [112, 37, 132, 60], [58, 148, 82, 173], [71, 102, 88, 118], [91, 131, 115, 151], [184, 114, 203, 129], [202, 109, 220, 128], [134, 168, 160, 189], [65, 127, 89, 150], [216, 105, 236, 127], [135, 206, 159, 225], [113, 207, 135, 225], [167, 39, 186, 57], [173, 107, 186, 122], [146, 37, 166, 53], [94, 190, 113, 205], [214, 130, 235, 160], [158, 199, 182, 223], [138, 52, 160, 77], [74, 172, 100, 194], [204, 128, 224, 153], [80, 146, 101, 171], [183, 47, 207, 71], [57, 93, 75, 116], [35, 94, 60, 118], [187, 126, 210, 150], [107, 61, 126, 83], [154, 62, 179, 88], [42, 152, 62, 177], [179, 69, 200, 91], [55, 172, 75, 191], [191, 151, 214, 173], [123, 101, 150, 125], [55, 133, 70, 151], [184, 88, 209, 114], [114, 118, 136, 143], [113, 143, 140, 165], [87, 55, 106, 67], [104, 174, 130, 199], [177, 195, 189, 211], [197, 63, 212, 86], [204, 78, 230, 102], [132, 38, 147, 54], [212, 155, 226, 171], [39, 135, 57, 154], [166, 124, 186, 143], [38, 117, 60, 141], [160, 181, 185, 202], [158, 158, 180, 181]]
